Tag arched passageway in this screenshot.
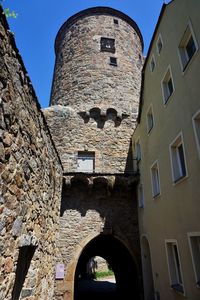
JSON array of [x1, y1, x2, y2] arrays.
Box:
[[74, 234, 141, 300]]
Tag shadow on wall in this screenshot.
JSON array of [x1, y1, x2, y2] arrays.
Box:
[[60, 174, 138, 218], [78, 107, 129, 129], [12, 246, 37, 300], [125, 139, 135, 174]]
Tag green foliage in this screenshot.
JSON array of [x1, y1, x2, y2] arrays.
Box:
[[0, 0, 17, 18], [4, 8, 17, 18], [95, 269, 114, 279]]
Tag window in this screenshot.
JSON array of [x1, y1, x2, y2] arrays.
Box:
[[192, 110, 200, 159], [178, 23, 198, 70], [188, 234, 200, 286], [138, 183, 144, 208], [77, 151, 95, 173], [150, 55, 156, 72], [157, 34, 163, 54], [146, 105, 154, 133], [100, 37, 115, 53], [165, 241, 184, 294], [161, 66, 174, 103], [110, 57, 117, 66], [170, 133, 187, 183], [150, 161, 160, 197], [113, 19, 119, 25]]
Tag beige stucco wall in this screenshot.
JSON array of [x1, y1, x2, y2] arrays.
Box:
[[133, 0, 200, 299]]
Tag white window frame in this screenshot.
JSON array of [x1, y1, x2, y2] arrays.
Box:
[[165, 239, 185, 294], [156, 33, 163, 55], [178, 21, 198, 72], [150, 160, 161, 198], [188, 232, 200, 286], [161, 65, 175, 104], [150, 54, 156, 72], [146, 104, 154, 134], [169, 132, 188, 184], [77, 151, 95, 173], [192, 109, 200, 159], [138, 183, 144, 208]]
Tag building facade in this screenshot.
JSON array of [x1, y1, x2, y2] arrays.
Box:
[[132, 0, 200, 299]]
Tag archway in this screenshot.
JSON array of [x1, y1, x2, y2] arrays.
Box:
[[74, 234, 141, 300], [141, 236, 154, 300]]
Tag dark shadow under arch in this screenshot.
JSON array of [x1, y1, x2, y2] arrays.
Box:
[[74, 234, 141, 300]]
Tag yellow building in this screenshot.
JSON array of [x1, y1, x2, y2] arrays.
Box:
[[132, 0, 200, 299]]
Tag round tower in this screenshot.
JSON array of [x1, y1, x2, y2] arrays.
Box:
[[50, 6, 143, 112], [43, 7, 144, 299], [45, 7, 143, 174]]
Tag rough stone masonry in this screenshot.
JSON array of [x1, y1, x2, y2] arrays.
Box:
[[0, 8, 62, 300], [43, 7, 144, 299]]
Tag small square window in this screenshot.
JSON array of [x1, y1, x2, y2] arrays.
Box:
[[110, 57, 117, 66], [114, 19, 119, 25], [150, 160, 161, 197], [77, 151, 95, 173], [100, 37, 115, 53], [178, 23, 198, 71], [170, 133, 187, 183], [165, 241, 184, 294], [161, 66, 174, 103], [147, 106, 154, 133], [157, 35, 163, 54]]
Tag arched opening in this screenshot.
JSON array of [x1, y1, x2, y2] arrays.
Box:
[[141, 236, 154, 300], [74, 234, 140, 300]]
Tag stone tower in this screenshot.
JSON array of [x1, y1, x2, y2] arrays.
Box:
[[43, 6, 143, 300]]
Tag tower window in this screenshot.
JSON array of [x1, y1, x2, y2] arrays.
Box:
[[110, 57, 117, 66], [114, 19, 119, 25], [100, 37, 115, 53], [77, 151, 95, 173]]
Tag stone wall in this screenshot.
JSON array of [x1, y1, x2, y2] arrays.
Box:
[[51, 12, 143, 112], [60, 176, 139, 267], [55, 175, 140, 299], [44, 105, 135, 173], [0, 8, 62, 300], [43, 8, 143, 299]]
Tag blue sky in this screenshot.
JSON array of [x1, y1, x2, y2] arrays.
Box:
[[4, 0, 167, 108]]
